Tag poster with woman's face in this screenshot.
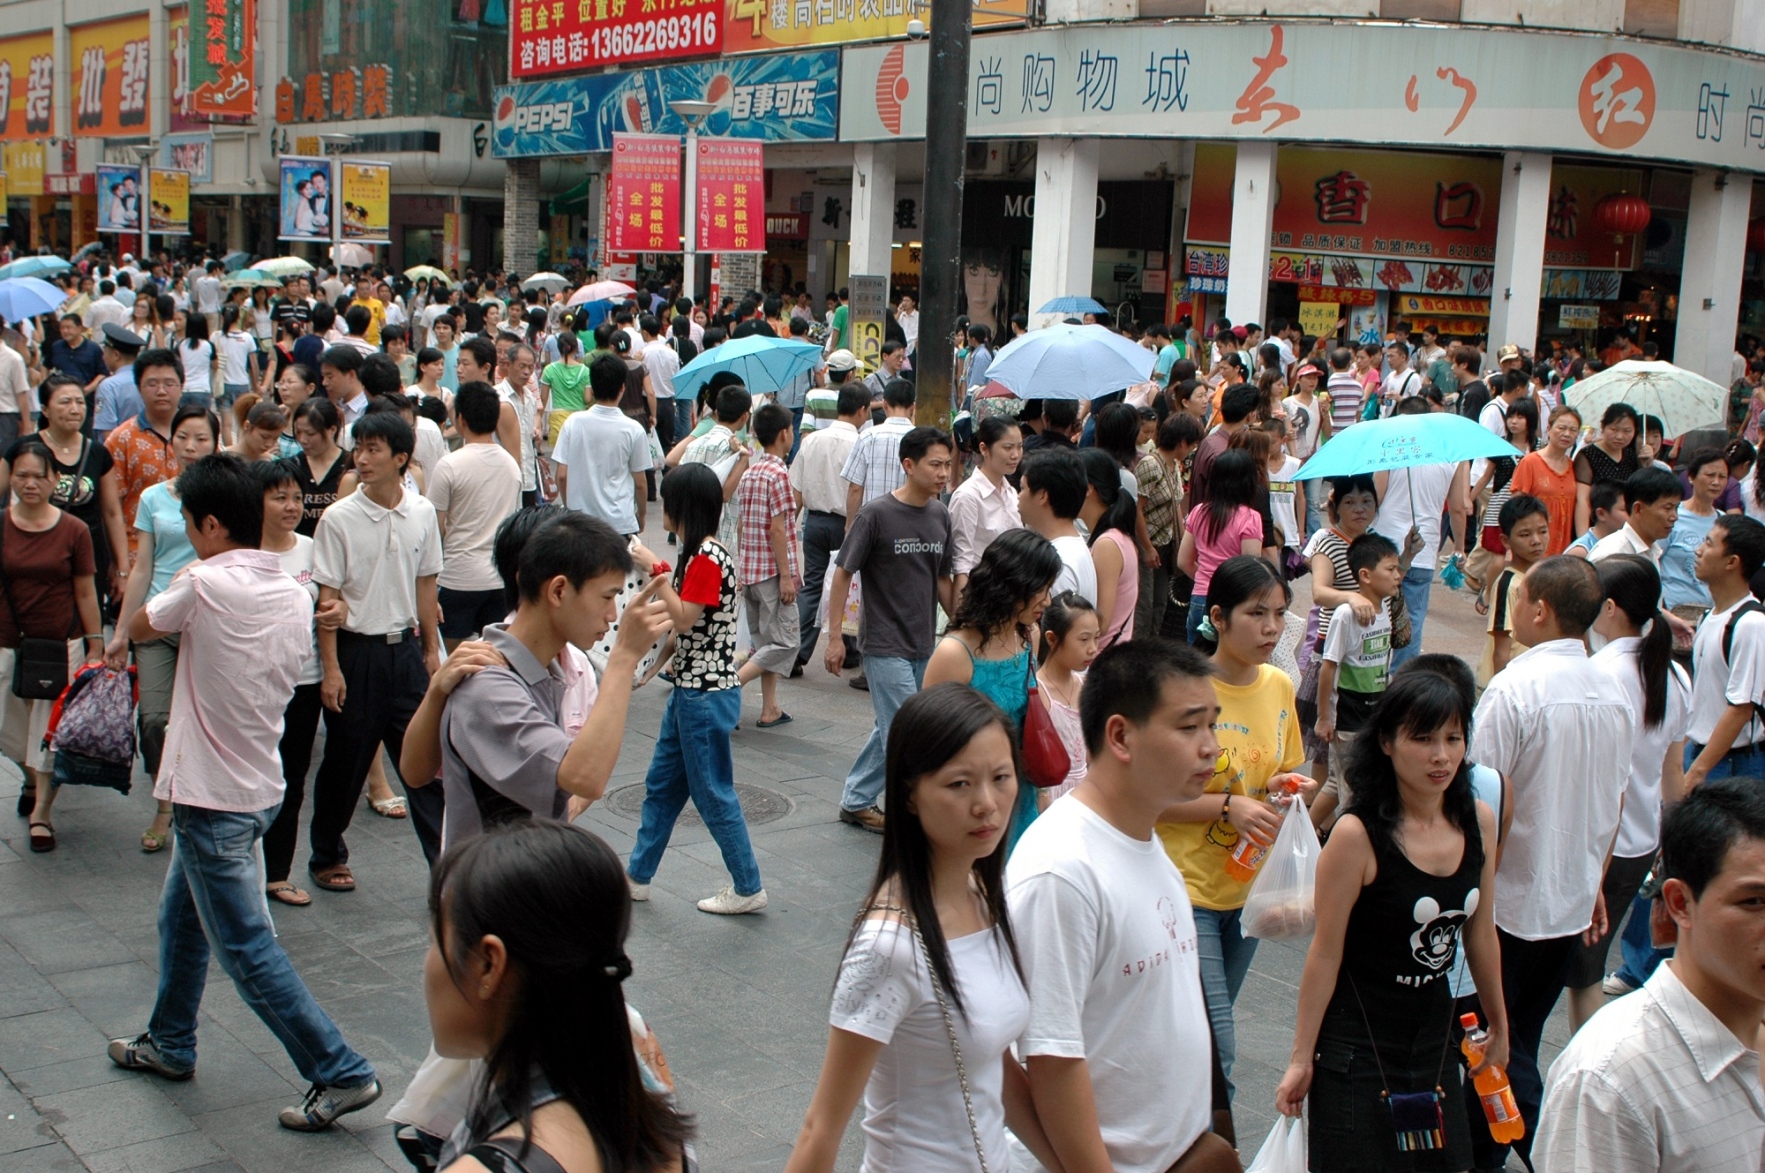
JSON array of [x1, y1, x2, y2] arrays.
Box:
[[960, 247, 1007, 335]]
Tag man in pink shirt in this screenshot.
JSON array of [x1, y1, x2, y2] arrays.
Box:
[[107, 453, 382, 1133]]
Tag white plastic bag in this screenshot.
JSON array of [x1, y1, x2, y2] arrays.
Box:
[[1245, 1115, 1307, 1173], [1242, 798, 1321, 940]]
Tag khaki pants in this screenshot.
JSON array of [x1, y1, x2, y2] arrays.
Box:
[[742, 576, 801, 676]]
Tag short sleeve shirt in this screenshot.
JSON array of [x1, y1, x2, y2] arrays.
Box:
[[1322, 597, 1392, 731], [734, 453, 799, 586], [312, 487, 445, 635], [836, 493, 953, 660], [673, 540, 739, 691], [0, 511, 94, 645], [105, 415, 179, 554], [428, 444, 523, 592], [134, 483, 199, 601]]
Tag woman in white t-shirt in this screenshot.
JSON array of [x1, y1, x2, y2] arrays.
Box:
[[176, 311, 220, 411], [786, 684, 1062, 1173]]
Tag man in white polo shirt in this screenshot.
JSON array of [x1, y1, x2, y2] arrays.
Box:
[[552, 354, 649, 536]]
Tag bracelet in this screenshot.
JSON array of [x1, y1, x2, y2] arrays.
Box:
[[82, 633, 103, 640], [1220, 793, 1233, 824]]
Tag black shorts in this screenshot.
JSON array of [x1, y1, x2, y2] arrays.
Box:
[[1560, 851, 1656, 989], [437, 586, 507, 641]]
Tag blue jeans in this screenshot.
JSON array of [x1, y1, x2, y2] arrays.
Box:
[[148, 804, 375, 1087], [1389, 564, 1433, 669], [628, 686, 762, 896], [1186, 593, 1210, 644], [672, 398, 695, 445], [1194, 906, 1258, 1100], [786, 406, 805, 464], [840, 655, 927, 812], [1304, 491, 1325, 546]]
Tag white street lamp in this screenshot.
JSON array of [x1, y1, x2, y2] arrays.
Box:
[[669, 100, 716, 304]]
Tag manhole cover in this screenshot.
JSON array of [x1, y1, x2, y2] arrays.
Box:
[[606, 782, 794, 826]]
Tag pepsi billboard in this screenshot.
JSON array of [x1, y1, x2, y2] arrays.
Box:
[[493, 49, 839, 159]]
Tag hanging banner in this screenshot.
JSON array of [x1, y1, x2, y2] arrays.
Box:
[[1297, 302, 1340, 339], [695, 138, 764, 254], [608, 133, 680, 254], [71, 15, 151, 137], [148, 169, 190, 235], [189, 0, 256, 118], [511, 0, 721, 77], [0, 32, 53, 142], [849, 274, 888, 372], [441, 212, 461, 272], [2, 142, 43, 196], [278, 155, 334, 242], [338, 160, 391, 243], [95, 164, 143, 234], [0, 174, 9, 229], [168, 7, 202, 132], [722, 0, 1025, 56], [160, 133, 214, 184]]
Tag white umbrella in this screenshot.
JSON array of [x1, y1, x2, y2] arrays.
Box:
[[1564, 360, 1728, 439], [404, 265, 452, 287], [522, 272, 569, 293], [253, 256, 316, 278], [330, 242, 374, 269], [567, 280, 636, 306], [983, 323, 1155, 400], [221, 269, 285, 290]]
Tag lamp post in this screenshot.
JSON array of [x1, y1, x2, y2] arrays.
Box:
[[124, 143, 155, 263], [669, 100, 716, 306], [317, 133, 360, 266]]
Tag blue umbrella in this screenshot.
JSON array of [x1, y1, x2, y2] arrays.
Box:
[[1295, 413, 1514, 480], [0, 277, 68, 323], [673, 335, 824, 401], [0, 255, 71, 280], [985, 323, 1154, 401], [1036, 296, 1108, 316]]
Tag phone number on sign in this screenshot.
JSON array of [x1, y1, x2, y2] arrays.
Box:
[[593, 11, 719, 62]]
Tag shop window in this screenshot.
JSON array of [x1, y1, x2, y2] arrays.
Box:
[[287, 0, 507, 121]]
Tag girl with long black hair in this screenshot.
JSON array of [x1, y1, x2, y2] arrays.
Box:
[[426, 822, 692, 1172], [1276, 671, 1508, 1171], [786, 684, 1061, 1173], [1177, 448, 1264, 643], [1079, 446, 1140, 648]]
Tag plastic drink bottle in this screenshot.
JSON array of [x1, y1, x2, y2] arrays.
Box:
[[1459, 1014, 1525, 1142], [1222, 777, 1299, 883]]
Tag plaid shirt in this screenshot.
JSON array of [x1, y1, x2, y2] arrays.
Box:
[[1136, 451, 1184, 547], [735, 454, 800, 587], [105, 414, 179, 562], [839, 415, 913, 506]]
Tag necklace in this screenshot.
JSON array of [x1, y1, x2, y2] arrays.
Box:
[[1039, 670, 1079, 709]]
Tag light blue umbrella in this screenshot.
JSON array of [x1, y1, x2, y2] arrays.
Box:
[[673, 335, 824, 401], [0, 255, 71, 280], [221, 250, 254, 272], [0, 277, 68, 323], [985, 323, 1154, 400], [1036, 296, 1108, 316], [1295, 413, 1515, 480]]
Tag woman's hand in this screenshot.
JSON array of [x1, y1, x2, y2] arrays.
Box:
[[1227, 794, 1283, 844], [1468, 1025, 1509, 1078], [1314, 715, 1337, 745], [1347, 595, 1376, 625], [1275, 1059, 1312, 1117], [103, 632, 129, 671]]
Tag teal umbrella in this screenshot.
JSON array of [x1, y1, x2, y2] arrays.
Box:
[[1294, 413, 1513, 481], [673, 335, 824, 401], [0, 255, 70, 280]]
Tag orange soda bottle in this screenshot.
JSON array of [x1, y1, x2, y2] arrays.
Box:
[[1459, 1013, 1525, 1143], [1222, 775, 1300, 883]]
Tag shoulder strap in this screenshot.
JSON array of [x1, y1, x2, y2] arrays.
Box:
[[466, 1137, 570, 1173], [1722, 599, 1764, 666]]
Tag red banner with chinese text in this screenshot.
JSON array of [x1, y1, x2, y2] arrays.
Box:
[[511, 0, 722, 78], [609, 133, 681, 254], [71, 15, 151, 138], [696, 138, 763, 254]]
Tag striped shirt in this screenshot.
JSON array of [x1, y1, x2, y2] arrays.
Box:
[[839, 415, 914, 506]]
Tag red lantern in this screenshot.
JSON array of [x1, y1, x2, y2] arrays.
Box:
[[1594, 193, 1652, 237], [1749, 217, 1765, 254]]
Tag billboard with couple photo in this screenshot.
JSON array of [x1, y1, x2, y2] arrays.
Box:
[[278, 155, 333, 241]]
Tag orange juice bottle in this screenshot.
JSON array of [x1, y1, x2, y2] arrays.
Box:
[[1459, 1013, 1525, 1143], [1222, 777, 1299, 883]]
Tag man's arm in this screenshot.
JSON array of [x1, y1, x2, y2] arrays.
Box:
[[822, 566, 854, 675], [417, 574, 441, 675], [768, 511, 797, 604], [318, 584, 346, 711], [1687, 703, 1754, 788], [1024, 1056, 1114, 1173], [843, 479, 863, 534], [556, 584, 671, 800], [496, 399, 521, 458]]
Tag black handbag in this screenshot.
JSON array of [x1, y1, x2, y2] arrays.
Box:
[[0, 510, 72, 701]]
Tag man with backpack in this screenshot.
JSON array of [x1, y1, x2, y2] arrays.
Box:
[[1686, 515, 1765, 787]]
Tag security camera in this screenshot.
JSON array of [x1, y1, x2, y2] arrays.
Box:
[[906, 17, 926, 36]]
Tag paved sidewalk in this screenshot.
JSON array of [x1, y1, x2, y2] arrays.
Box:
[[0, 550, 1563, 1171]]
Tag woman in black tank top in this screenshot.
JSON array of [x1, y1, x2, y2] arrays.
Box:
[[1275, 671, 1507, 1171], [287, 398, 354, 537]]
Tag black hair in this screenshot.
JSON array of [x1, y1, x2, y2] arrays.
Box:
[[1347, 531, 1400, 580], [1037, 591, 1099, 666], [183, 312, 211, 345], [1157, 411, 1203, 451], [517, 511, 635, 604], [431, 822, 692, 1170], [360, 353, 401, 397], [1343, 670, 1484, 876], [898, 426, 952, 466], [133, 346, 184, 388], [1199, 448, 1259, 541], [1079, 447, 1135, 542], [454, 381, 502, 436], [1201, 555, 1289, 652], [1588, 479, 1624, 521], [1623, 465, 1684, 512], [1326, 474, 1379, 521], [36, 371, 85, 413], [882, 378, 917, 410], [1524, 555, 1604, 635], [350, 408, 416, 466], [975, 416, 1020, 452], [1497, 492, 1549, 536], [1392, 653, 1478, 716], [460, 334, 497, 374], [251, 457, 300, 496], [1041, 399, 1080, 432], [1505, 396, 1540, 450], [1219, 384, 1260, 425], [293, 396, 342, 438], [1712, 514, 1765, 579], [379, 323, 407, 348], [1092, 402, 1141, 470], [660, 464, 724, 581], [6, 439, 52, 479], [752, 403, 793, 449], [321, 344, 363, 375], [714, 384, 751, 424], [494, 506, 562, 610], [176, 453, 262, 547], [589, 353, 628, 402], [1079, 638, 1214, 756], [1660, 776, 1765, 899], [834, 384, 868, 418], [170, 404, 220, 446], [950, 528, 1061, 653], [344, 305, 371, 336], [1683, 446, 1728, 480], [1022, 448, 1086, 520], [1596, 555, 1675, 729], [854, 683, 1024, 1021], [555, 330, 580, 360]]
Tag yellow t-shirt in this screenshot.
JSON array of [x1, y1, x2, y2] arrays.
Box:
[[1158, 664, 1305, 911], [350, 296, 386, 345], [1476, 566, 1531, 687]]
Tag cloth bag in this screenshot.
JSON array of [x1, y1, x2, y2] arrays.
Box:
[[1021, 662, 1071, 789], [1242, 800, 1321, 940], [1244, 1116, 1306, 1173], [46, 663, 136, 793]]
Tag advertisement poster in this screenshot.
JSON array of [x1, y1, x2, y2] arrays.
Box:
[[149, 168, 190, 235], [2, 142, 42, 196], [71, 15, 150, 137], [607, 133, 680, 254], [0, 32, 53, 141], [338, 160, 391, 242], [278, 155, 334, 241], [494, 49, 837, 158], [95, 164, 143, 234], [695, 138, 763, 253], [160, 133, 214, 184], [441, 211, 461, 272], [188, 0, 256, 118]]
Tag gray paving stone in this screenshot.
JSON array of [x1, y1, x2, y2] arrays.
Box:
[[34, 1076, 197, 1157]]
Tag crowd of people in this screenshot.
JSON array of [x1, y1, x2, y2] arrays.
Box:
[[0, 247, 1760, 1173]]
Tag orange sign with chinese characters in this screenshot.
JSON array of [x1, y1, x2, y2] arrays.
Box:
[[275, 65, 395, 123], [1578, 53, 1654, 150], [608, 133, 680, 254], [0, 32, 53, 142], [696, 138, 763, 254], [71, 15, 151, 138]]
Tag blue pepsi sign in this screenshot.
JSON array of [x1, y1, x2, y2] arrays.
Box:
[[493, 50, 839, 158]]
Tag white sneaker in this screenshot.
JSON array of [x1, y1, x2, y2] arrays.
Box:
[[628, 879, 650, 902], [1601, 972, 1636, 996], [697, 886, 767, 915]]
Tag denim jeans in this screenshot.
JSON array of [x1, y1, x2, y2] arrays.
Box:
[[840, 655, 927, 812], [1304, 492, 1325, 547], [1389, 564, 1433, 669], [786, 406, 805, 465], [1186, 593, 1210, 645], [627, 686, 762, 896], [796, 511, 846, 664], [673, 399, 695, 447], [1193, 906, 1258, 1100], [148, 804, 376, 1087]]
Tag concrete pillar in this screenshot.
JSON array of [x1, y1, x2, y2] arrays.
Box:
[[1224, 141, 1276, 328], [149, 5, 169, 143], [1675, 169, 1753, 387], [1027, 136, 1100, 327], [503, 157, 542, 275], [1486, 152, 1553, 355], [228, 194, 246, 252], [848, 143, 896, 282]]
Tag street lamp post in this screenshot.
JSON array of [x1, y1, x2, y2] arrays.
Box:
[[124, 143, 155, 262], [916, 0, 971, 426], [317, 134, 360, 266], [669, 100, 716, 306]]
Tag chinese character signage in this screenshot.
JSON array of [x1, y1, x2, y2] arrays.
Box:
[[511, 0, 721, 77], [3, 143, 44, 196], [149, 169, 190, 235], [338, 161, 391, 244], [276, 65, 395, 123], [71, 16, 150, 138], [721, 0, 1024, 58], [96, 164, 143, 234], [696, 139, 763, 253], [493, 49, 837, 158], [840, 21, 1765, 172], [0, 32, 53, 142], [608, 133, 680, 254], [168, 7, 205, 132], [189, 0, 257, 118], [279, 156, 334, 242]]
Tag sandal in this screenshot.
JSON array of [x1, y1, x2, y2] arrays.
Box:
[[28, 821, 54, 853], [141, 828, 168, 853], [266, 882, 313, 907], [309, 865, 356, 892], [368, 795, 408, 819], [755, 712, 793, 729]]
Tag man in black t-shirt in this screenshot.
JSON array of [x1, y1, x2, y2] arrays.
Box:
[[1454, 347, 1490, 419]]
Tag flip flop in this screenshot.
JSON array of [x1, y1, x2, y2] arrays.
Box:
[[28, 821, 54, 853], [309, 865, 356, 892], [756, 712, 793, 729], [266, 883, 313, 907], [368, 795, 409, 819]]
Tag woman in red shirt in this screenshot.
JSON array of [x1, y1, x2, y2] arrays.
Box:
[[1509, 404, 1583, 555]]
